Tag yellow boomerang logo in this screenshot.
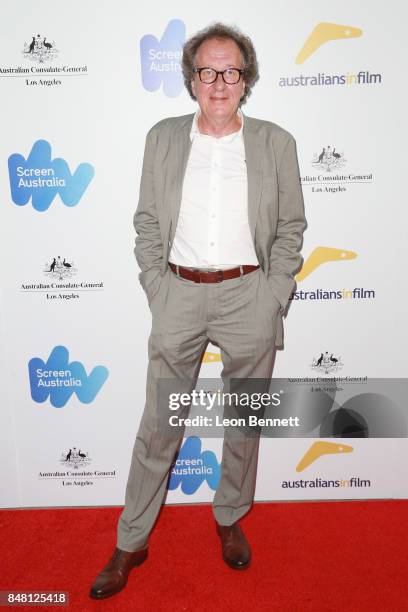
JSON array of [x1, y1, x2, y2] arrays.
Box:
[[202, 351, 222, 363], [296, 247, 357, 282], [296, 22, 362, 64], [296, 441, 353, 472]]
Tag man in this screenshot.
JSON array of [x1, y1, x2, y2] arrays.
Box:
[[90, 22, 306, 599]]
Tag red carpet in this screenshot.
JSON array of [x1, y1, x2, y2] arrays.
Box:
[[2, 501, 408, 611]]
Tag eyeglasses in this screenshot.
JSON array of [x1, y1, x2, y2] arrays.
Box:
[[193, 67, 244, 84]]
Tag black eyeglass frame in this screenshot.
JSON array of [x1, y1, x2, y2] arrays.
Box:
[[192, 67, 245, 84]]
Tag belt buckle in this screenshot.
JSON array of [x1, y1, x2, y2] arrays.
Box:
[[193, 269, 201, 283], [196, 269, 224, 283]]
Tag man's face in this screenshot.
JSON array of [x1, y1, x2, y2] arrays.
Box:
[[191, 37, 245, 122]]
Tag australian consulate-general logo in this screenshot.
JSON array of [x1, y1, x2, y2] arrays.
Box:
[[301, 145, 373, 193], [60, 446, 91, 470], [307, 351, 367, 393], [0, 33, 88, 87], [20, 254, 104, 301], [312, 146, 346, 173], [23, 34, 59, 64], [311, 351, 344, 375], [45, 256, 78, 281], [38, 446, 116, 488]]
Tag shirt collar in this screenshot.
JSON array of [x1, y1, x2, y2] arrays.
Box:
[[190, 108, 244, 143]]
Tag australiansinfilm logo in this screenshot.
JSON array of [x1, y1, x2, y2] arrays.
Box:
[[29, 345, 109, 408], [301, 144, 373, 193], [8, 140, 94, 212], [38, 446, 116, 488], [0, 33, 88, 87], [279, 22, 382, 88], [290, 246, 376, 303], [281, 441, 371, 490], [20, 255, 104, 301]]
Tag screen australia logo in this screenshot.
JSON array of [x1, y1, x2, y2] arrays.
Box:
[[167, 436, 220, 494], [140, 19, 185, 98], [29, 345, 109, 408], [8, 140, 94, 211]]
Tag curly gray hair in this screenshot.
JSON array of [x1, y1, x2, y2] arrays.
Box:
[[182, 22, 259, 105]]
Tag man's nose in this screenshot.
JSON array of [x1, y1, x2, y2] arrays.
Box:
[[213, 73, 226, 89]]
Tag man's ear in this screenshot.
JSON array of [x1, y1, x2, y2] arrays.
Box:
[[191, 79, 196, 97]]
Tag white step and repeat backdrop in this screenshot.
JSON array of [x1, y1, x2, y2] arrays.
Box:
[[1, 0, 407, 508]]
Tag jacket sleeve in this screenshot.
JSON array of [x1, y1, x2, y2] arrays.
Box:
[[267, 134, 307, 313], [133, 126, 164, 304]]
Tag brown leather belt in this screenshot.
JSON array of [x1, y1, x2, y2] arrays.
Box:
[[169, 262, 260, 283]]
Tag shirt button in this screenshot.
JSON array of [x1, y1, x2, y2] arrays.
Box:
[[210, 242, 215, 246]]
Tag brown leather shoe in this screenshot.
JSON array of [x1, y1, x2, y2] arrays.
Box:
[[216, 522, 251, 570], [89, 547, 148, 599]]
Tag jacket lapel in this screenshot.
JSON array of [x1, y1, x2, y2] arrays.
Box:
[[170, 115, 194, 240], [243, 115, 265, 240]]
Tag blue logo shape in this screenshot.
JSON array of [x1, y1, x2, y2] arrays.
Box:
[[140, 19, 185, 98], [168, 436, 220, 494], [8, 140, 95, 212], [28, 345, 109, 408]]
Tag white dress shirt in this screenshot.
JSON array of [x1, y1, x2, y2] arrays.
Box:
[[168, 108, 259, 270]]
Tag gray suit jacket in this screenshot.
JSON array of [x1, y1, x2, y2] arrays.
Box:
[[133, 112, 307, 345]]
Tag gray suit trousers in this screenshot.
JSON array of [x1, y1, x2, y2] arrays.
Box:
[[117, 265, 279, 552]]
